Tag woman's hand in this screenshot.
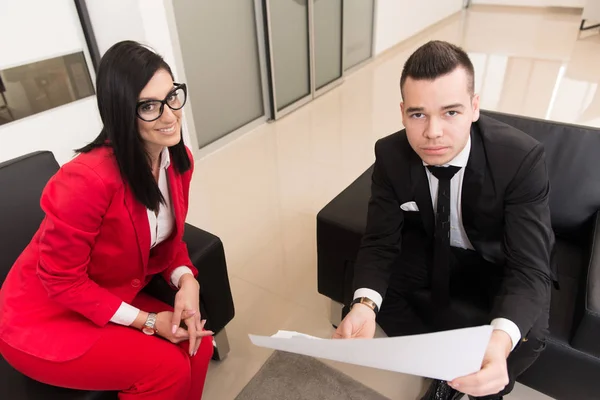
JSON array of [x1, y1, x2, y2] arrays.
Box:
[[155, 310, 193, 344], [172, 274, 213, 356]]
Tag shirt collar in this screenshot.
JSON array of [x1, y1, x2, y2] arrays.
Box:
[[422, 135, 471, 168], [159, 147, 171, 170]]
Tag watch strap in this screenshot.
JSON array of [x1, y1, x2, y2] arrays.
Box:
[[144, 312, 157, 332], [351, 297, 379, 314]]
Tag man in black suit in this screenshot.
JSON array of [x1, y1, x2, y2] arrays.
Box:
[[333, 41, 554, 400]]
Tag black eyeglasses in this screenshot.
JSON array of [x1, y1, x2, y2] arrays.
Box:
[[136, 83, 187, 122]]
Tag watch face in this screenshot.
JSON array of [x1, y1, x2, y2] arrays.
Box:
[[142, 327, 156, 336]]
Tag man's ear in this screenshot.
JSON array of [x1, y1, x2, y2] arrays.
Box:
[[400, 101, 406, 126], [471, 94, 481, 122]]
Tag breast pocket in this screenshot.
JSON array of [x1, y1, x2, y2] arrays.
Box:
[[402, 210, 422, 229]]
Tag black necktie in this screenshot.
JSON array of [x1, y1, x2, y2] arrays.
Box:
[[426, 165, 461, 306]]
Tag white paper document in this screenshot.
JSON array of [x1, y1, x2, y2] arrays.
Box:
[[249, 325, 493, 382]]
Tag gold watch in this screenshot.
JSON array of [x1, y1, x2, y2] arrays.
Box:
[[351, 297, 379, 314]]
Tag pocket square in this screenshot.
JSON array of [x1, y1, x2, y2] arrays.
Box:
[[400, 201, 419, 212]]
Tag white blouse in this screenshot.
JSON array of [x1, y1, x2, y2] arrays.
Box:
[[148, 147, 174, 248]]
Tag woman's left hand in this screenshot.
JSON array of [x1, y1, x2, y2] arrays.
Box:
[[172, 274, 213, 356]]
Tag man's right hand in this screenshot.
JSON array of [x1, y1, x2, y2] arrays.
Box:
[[332, 303, 377, 339]]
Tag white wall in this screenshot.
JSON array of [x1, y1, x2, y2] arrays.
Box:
[[84, 0, 146, 56], [471, 0, 585, 7], [85, 0, 179, 69], [0, 1, 84, 69], [374, 0, 464, 55], [583, 0, 600, 20], [0, 0, 101, 165]]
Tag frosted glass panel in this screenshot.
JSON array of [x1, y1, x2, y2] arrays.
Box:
[[173, 0, 264, 148], [344, 0, 374, 70], [270, 0, 311, 110], [314, 0, 342, 90]]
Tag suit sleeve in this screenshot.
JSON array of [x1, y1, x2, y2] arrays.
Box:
[[37, 161, 124, 327], [160, 242, 198, 286], [160, 146, 198, 285], [352, 141, 404, 299], [493, 143, 554, 337]]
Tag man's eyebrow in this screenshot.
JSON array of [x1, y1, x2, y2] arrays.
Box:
[[441, 103, 465, 110]]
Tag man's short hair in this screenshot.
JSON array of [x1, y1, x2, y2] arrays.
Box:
[[400, 40, 475, 97]]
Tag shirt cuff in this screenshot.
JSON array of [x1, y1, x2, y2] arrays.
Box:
[[491, 318, 521, 351], [171, 266, 195, 288], [110, 301, 140, 326], [353, 288, 383, 310]]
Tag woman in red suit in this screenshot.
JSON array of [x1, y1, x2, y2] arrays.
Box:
[[0, 41, 214, 399]]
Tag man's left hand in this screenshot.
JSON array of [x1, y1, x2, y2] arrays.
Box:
[[448, 330, 512, 397]]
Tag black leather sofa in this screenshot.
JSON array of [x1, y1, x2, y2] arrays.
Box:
[[317, 110, 600, 400], [0, 151, 235, 400]]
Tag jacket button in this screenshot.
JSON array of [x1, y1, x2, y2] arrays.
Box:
[[131, 279, 141, 288]]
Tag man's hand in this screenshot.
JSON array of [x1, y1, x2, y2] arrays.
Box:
[[332, 304, 377, 339], [449, 330, 513, 397]]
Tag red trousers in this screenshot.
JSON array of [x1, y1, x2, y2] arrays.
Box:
[[0, 292, 213, 399]]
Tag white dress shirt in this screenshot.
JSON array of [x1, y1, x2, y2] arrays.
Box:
[[110, 147, 194, 326], [355, 137, 522, 350]]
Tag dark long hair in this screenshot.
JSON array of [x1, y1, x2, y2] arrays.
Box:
[[77, 40, 191, 212]]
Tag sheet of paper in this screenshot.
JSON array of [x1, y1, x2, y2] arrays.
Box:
[[249, 325, 493, 381]]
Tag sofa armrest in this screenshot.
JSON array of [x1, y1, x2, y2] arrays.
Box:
[[571, 211, 600, 357], [317, 166, 373, 306], [143, 223, 235, 335], [184, 223, 235, 334]]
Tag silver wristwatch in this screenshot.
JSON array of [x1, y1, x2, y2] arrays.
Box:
[[142, 312, 158, 335]]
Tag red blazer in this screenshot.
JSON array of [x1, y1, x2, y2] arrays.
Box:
[[0, 146, 197, 361]]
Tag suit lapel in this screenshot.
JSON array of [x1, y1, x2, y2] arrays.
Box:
[[167, 164, 184, 241], [122, 149, 184, 272], [461, 125, 485, 234], [409, 150, 435, 238], [124, 183, 150, 270]]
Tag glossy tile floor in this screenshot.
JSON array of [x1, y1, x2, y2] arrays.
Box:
[[188, 5, 600, 400]]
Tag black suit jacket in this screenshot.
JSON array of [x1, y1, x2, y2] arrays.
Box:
[[353, 114, 555, 337]]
